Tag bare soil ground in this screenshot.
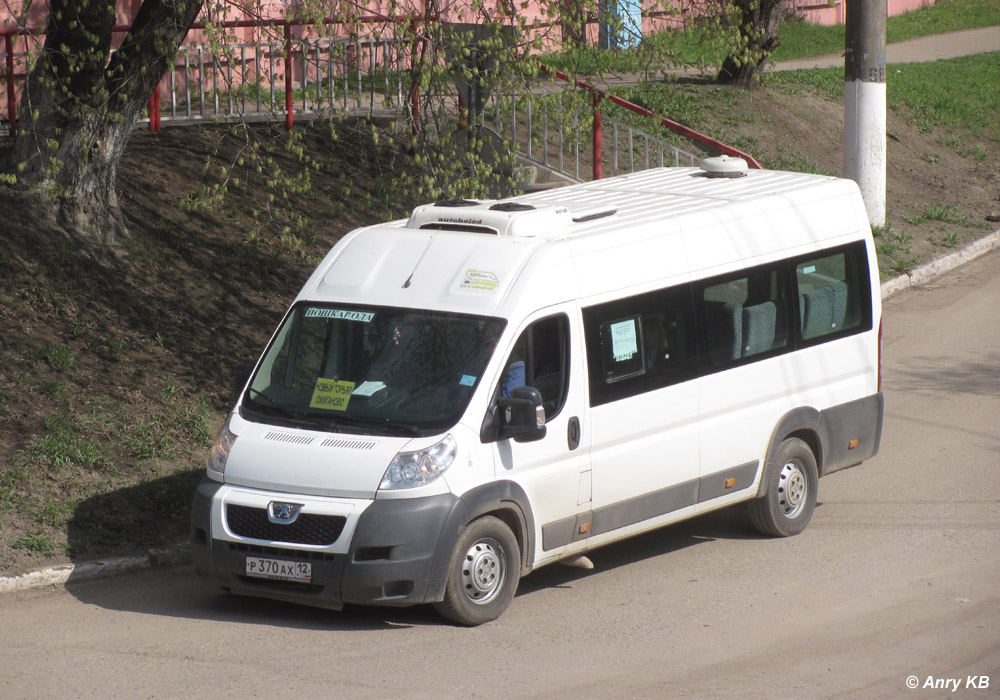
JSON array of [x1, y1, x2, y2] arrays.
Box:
[[0, 120, 425, 576], [1, 81, 997, 577]]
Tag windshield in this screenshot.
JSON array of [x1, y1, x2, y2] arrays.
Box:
[[241, 303, 506, 437]]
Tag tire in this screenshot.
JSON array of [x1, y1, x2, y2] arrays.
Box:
[[433, 515, 521, 626], [749, 437, 818, 537]]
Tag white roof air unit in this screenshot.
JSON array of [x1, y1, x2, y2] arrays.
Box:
[[406, 199, 616, 237]]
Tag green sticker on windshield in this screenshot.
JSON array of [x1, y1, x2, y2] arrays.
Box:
[[310, 379, 355, 411]]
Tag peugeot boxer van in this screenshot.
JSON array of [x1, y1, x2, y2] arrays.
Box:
[[191, 159, 884, 625]]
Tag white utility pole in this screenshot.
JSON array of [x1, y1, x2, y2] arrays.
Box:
[[844, 0, 887, 228]]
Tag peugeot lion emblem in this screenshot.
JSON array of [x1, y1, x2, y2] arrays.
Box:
[[267, 501, 303, 525]]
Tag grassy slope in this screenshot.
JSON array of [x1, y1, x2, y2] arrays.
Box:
[[773, 0, 1000, 61], [598, 0, 1000, 274], [602, 45, 999, 275], [0, 122, 426, 575]]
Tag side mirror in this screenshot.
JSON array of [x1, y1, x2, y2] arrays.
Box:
[[496, 386, 547, 443]]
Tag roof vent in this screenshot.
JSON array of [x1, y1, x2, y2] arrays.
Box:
[[420, 223, 497, 235], [489, 202, 535, 212], [700, 155, 749, 178], [434, 198, 481, 207], [573, 207, 617, 223]]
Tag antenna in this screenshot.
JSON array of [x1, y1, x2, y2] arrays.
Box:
[[402, 231, 437, 288]]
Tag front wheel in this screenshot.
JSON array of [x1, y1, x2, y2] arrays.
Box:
[[749, 438, 818, 537], [434, 515, 521, 626]]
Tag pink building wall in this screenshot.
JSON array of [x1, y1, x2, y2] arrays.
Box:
[[788, 0, 936, 26], [3, 0, 941, 36]]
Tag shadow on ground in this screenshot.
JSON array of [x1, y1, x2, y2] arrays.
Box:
[[63, 498, 778, 631], [887, 354, 1000, 397], [66, 469, 204, 565]]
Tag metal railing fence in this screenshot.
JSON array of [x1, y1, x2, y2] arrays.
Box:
[[159, 36, 410, 125], [2, 15, 760, 181], [1, 16, 422, 136], [537, 63, 762, 172], [488, 89, 700, 183]]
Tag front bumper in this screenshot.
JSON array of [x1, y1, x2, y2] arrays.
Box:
[[190, 478, 464, 609]]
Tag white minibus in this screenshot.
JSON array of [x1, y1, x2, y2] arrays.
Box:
[[191, 159, 884, 625]]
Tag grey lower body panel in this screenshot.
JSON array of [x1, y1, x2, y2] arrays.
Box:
[[538, 391, 885, 551], [190, 479, 460, 610], [541, 461, 758, 551], [819, 391, 884, 475]]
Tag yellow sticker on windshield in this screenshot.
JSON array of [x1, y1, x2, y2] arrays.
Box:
[[310, 379, 355, 411]]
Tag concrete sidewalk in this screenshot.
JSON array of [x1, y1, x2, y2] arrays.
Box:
[[537, 25, 1000, 92], [772, 25, 1000, 71]]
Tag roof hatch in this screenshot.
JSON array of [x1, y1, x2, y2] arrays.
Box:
[[699, 155, 749, 178]]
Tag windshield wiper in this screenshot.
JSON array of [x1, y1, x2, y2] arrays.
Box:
[[246, 388, 338, 430], [245, 389, 421, 435]]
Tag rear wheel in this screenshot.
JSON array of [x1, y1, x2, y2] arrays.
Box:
[[434, 515, 520, 626], [749, 438, 818, 537]]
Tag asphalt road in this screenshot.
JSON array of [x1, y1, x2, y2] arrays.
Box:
[[1, 252, 998, 700]]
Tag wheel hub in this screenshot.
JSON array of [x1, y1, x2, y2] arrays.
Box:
[[461, 539, 506, 605], [778, 461, 807, 519]]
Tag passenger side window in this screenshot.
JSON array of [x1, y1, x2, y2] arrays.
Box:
[[583, 286, 696, 407], [500, 315, 570, 419], [795, 243, 870, 342], [698, 264, 789, 368], [579, 242, 873, 405]]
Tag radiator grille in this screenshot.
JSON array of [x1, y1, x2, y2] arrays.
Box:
[[226, 505, 346, 546]]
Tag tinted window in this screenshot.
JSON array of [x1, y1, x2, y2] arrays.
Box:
[[499, 315, 571, 419], [697, 263, 790, 369], [583, 286, 696, 406], [580, 242, 873, 406], [794, 242, 872, 342]]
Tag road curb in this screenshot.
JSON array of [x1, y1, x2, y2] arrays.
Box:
[[2, 231, 999, 597], [881, 228, 1000, 300], [0, 544, 190, 595]]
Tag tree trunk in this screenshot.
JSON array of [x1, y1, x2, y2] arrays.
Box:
[[716, 0, 782, 88], [560, 0, 589, 48], [3, 0, 203, 247]]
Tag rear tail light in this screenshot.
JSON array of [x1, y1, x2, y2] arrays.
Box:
[[877, 318, 883, 392]]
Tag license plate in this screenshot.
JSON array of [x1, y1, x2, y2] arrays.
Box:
[[245, 556, 312, 582]]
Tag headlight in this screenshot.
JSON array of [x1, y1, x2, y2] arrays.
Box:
[[207, 416, 238, 480], [380, 434, 457, 490]]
